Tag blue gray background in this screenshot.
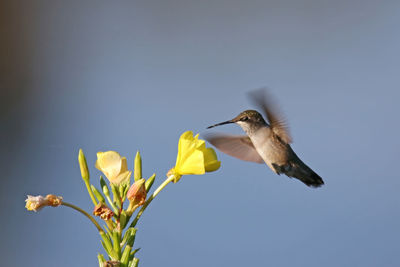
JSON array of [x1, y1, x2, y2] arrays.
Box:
[[1, 1, 399, 266]]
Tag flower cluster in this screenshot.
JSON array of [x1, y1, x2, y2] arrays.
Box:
[[25, 131, 220, 267]]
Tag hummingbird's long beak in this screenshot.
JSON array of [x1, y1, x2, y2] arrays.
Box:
[[207, 120, 234, 129]]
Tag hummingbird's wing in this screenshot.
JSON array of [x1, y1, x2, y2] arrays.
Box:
[[248, 88, 292, 144], [204, 133, 264, 163]]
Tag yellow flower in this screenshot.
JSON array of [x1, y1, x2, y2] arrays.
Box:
[[95, 151, 132, 185], [25, 194, 63, 212], [169, 131, 220, 182]]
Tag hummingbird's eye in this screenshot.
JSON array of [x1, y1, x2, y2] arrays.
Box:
[[241, 116, 249, 121]]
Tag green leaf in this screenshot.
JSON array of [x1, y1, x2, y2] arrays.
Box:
[[120, 210, 128, 229], [121, 227, 135, 247], [104, 224, 112, 238], [120, 244, 132, 265], [91, 185, 106, 203], [112, 230, 121, 260], [100, 231, 118, 260], [100, 241, 109, 255], [111, 184, 122, 209], [129, 257, 139, 267], [97, 254, 106, 267]]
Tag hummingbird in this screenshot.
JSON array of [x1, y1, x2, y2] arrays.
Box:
[[205, 89, 324, 188]]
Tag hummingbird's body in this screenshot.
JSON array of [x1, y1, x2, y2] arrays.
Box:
[[206, 90, 324, 188]]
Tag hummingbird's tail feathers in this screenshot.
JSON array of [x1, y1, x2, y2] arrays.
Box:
[[296, 169, 324, 188], [272, 162, 324, 188]]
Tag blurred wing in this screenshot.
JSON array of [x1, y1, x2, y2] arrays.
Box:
[[248, 88, 292, 144], [204, 133, 264, 163]]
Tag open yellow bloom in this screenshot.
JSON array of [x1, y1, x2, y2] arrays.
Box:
[[170, 131, 220, 182], [95, 151, 132, 185]]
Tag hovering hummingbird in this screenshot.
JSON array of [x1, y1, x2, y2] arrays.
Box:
[[205, 89, 324, 188]]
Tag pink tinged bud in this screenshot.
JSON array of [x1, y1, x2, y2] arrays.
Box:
[[127, 178, 147, 207]]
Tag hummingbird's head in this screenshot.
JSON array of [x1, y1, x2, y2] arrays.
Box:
[[207, 110, 267, 134]]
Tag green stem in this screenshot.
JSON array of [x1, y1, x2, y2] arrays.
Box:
[[84, 180, 98, 206], [62, 201, 103, 232], [104, 193, 119, 215], [130, 175, 175, 228]]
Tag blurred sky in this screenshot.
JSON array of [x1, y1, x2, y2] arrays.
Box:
[[1, 1, 400, 266]]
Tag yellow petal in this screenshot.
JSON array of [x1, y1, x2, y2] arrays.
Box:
[[176, 131, 196, 167], [176, 149, 205, 175], [203, 148, 221, 172], [195, 139, 206, 149], [120, 157, 128, 173], [203, 147, 218, 161], [112, 170, 132, 185], [95, 151, 123, 182]]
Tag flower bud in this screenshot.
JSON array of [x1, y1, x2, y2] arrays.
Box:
[[100, 176, 110, 196], [134, 151, 142, 182], [78, 149, 90, 182], [126, 178, 146, 215]]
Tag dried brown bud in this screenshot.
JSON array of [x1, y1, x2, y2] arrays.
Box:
[[46, 194, 63, 207], [25, 194, 63, 212], [103, 260, 120, 267], [93, 203, 114, 221]]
